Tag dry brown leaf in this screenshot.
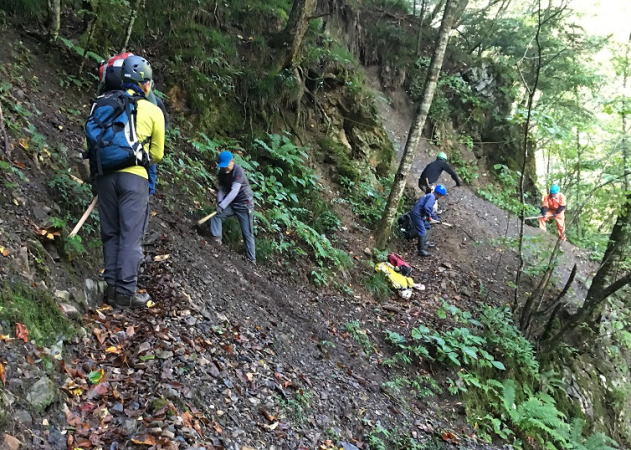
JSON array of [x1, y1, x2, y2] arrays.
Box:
[[0, 362, 6, 385], [105, 346, 122, 355], [0, 246, 9, 257], [15, 323, 29, 342], [131, 435, 157, 446]]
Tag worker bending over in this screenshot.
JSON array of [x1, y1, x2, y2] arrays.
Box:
[[418, 152, 461, 193], [539, 184, 566, 241], [411, 184, 447, 257]]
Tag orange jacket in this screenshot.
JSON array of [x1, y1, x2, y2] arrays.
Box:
[[542, 193, 566, 213]]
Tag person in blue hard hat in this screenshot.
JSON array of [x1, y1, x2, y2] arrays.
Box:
[[539, 184, 566, 241], [209, 151, 256, 262], [410, 184, 447, 257]]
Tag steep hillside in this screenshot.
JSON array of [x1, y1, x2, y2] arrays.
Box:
[[0, 2, 626, 449]]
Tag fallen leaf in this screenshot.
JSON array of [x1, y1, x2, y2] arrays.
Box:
[[131, 435, 157, 446], [150, 210, 158, 217], [86, 381, 109, 400], [0, 246, 9, 257], [146, 300, 155, 308], [105, 346, 122, 355], [212, 422, 223, 433], [18, 138, 30, 149], [12, 161, 27, 169], [96, 305, 113, 312], [87, 369, 105, 384], [153, 254, 170, 262], [139, 354, 155, 361], [0, 362, 6, 385], [15, 323, 29, 342], [0, 335, 12, 342], [92, 328, 106, 345], [441, 431, 459, 443]]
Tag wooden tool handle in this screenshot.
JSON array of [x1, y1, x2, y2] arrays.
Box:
[[197, 211, 217, 225], [69, 196, 98, 238]]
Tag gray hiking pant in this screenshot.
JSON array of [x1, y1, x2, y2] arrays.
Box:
[[96, 172, 149, 295], [209, 203, 256, 262]]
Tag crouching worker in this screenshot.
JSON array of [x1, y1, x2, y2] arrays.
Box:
[[411, 184, 447, 257], [209, 151, 256, 263], [539, 184, 567, 241]]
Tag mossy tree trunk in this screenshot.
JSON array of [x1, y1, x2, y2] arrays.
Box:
[[375, 0, 468, 248], [282, 0, 317, 69]]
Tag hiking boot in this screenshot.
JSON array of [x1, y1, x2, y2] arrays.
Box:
[[111, 291, 151, 308], [418, 235, 431, 257], [211, 236, 222, 245], [103, 285, 116, 304]]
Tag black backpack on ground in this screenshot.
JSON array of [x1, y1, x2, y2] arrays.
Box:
[[397, 212, 416, 240]]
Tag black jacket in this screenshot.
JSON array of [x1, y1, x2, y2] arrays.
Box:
[[418, 159, 461, 188]]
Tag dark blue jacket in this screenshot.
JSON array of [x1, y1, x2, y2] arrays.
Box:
[[410, 193, 439, 236]]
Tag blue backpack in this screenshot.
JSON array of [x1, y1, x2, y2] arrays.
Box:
[[85, 90, 149, 176]]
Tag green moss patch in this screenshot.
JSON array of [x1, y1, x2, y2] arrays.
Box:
[[0, 283, 76, 346]]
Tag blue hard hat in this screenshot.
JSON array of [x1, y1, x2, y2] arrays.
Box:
[[435, 184, 447, 196], [218, 150, 233, 168], [550, 184, 560, 194]]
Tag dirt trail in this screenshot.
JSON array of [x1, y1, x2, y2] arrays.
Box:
[[366, 71, 597, 306]]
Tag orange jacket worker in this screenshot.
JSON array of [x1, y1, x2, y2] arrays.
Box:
[[539, 184, 566, 241]]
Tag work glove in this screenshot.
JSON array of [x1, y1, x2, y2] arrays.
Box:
[[540, 207, 547, 216]]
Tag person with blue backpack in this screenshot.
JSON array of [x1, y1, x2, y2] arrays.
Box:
[[410, 184, 447, 257], [85, 55, 165, 307]]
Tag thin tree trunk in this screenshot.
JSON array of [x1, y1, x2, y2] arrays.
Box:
[[426, 0, 446, 26], [282, 0, 317, 69], [514, 0, 544, 307], [416, 0, 427, 56], [622, 32, 630, 192], [575, 126, 582, 239], [375, 0, 468, 248], [121, 0, 142, 52], [48, 0, 61, 41], [78, 1, 98, 75]]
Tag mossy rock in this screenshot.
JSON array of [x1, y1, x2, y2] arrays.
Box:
[[0, 283, 76, 346]]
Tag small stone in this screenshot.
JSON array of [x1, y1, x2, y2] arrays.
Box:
[[47, 427, 65, 450], [54, 290, 71, 301], [0, 434, 22, 450], [13, 410, 33, 426], [157, 350, 173, 360], [161, 430, 175, 439], [185, 316, 197, 326], [247, 397, 260, 406], [59, 303, 80, 318], [26, 377, 57, 411], [340, 443, 360, 450]]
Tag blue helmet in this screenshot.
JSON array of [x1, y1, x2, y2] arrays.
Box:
[[550, 184, 560, 195], [218, 150, 233, 168], [435, 184, 447, 196]]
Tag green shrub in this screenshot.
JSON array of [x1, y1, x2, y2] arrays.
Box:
[[365, 271, 393, 301]]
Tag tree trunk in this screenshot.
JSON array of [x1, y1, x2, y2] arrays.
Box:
[[121, 0, 142, 52], [375, 0, 468, 248], [78, 1, 98, 75], [48, 0, 61, 41], [622, 32, 630, 192], [416, 0, 427, 56], [514, 0, 544, 307], [282, 0, 317, 69]]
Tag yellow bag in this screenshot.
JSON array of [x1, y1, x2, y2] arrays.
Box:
[[375, 262, 414, 290]]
